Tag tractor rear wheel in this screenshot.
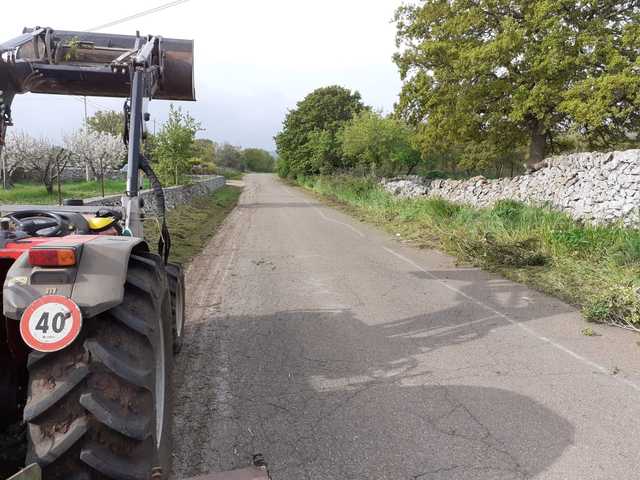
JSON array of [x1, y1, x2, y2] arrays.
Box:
[[23, 253, 173, 480], [166, 263, 185, 355]]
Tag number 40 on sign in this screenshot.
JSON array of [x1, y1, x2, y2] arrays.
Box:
[[20, 295, 83, 352]]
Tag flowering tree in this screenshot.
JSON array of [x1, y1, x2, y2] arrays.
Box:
[[65, 130, 125, 194], [2, 132, 70, 193], [1, 131, 31, 187]]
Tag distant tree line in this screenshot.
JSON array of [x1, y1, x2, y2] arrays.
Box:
[[277, 2, 640, 179], [89, 107, 275, 186], [275, 86, 425, 178], [1, 105, 275, 193]]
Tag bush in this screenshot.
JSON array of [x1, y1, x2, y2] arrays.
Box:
[[583, 284, 640, 329], [491, 200, 526, 224]]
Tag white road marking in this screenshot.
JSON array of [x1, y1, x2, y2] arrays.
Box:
[[382, 246, 640, 393], [312, 205, 365, 238]]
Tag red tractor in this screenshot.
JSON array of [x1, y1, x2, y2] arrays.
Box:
[[0, 27, 269, 480]]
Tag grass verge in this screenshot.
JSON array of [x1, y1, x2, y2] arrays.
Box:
[[295, 175, 640, 331], [144, 185, 241, 265], [0, 180, 133, 204], [221, 169, 244, 180]]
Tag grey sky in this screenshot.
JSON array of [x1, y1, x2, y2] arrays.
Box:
[[4, 0, 403, 150]]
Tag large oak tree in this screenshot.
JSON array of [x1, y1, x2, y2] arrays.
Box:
[[394, 1, 640, 169]]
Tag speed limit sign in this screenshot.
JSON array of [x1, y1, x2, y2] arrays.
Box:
[[20, 295, 82, 352]]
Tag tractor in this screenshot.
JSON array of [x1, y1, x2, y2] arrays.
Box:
[[0, 27, 269, 480]]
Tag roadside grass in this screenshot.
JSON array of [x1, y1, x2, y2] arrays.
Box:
[[296, 175, 640, 331], [144, 185, 241, 265], [221, 169, 244, 180], [0, 180, 131, 204]]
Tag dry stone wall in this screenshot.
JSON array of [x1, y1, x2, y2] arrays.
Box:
[[84, 175, 226, 215], [382, 150, 640, 226]]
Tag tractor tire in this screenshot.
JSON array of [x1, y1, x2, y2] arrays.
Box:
[[23, 253, 173, 480], [165, 263, 185, 355]]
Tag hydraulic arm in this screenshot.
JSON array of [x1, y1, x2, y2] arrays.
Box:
[[0, 27, 195, 235]]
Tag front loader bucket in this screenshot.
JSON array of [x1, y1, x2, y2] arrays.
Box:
[[8, 28, 195, 101]]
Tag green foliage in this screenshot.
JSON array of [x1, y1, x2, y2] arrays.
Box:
[[276, 156, 290, 178], [339, 111, 422, 176], [297, 175, 640, 328], [394, 1, 640, 170], [192, 139, 217, 174], [583, 284, 640, 329], [422, 197, 462, 220], [194, 139, 216, 163], [152, 105, 202, 185], [243, 148, 275, 172], [188, 157, 217, 175], [614, 236, 640, 266], [275, 86, 365, 178], [491, 200, 525, 224], [86, 110, 124, 137], [217, 143, 245, 171], [64, 37, 81, 61], [423, 170, 448, 180]]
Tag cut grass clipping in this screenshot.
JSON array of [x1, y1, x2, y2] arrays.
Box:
[[296, 175, 640, 332], [145, 186, 241, 265]]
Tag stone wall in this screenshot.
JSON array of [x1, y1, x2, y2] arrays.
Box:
[[382, 150, 640, 226], [84, 175, 226, 215]]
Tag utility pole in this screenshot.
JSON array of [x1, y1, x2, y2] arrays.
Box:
[[0, 121, 6, 191], [83, 96, 90, 181], [0, 90, 8, 190]]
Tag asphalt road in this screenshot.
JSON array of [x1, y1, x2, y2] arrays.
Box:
[[173, 173, 640, 480]]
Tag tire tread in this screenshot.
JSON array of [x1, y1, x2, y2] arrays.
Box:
[[24, 253, 172, 479]]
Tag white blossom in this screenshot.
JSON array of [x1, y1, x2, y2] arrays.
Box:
[[64, 130, 126, 180]]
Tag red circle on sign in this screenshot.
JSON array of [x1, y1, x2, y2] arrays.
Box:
[[20, 295, 83, 352]]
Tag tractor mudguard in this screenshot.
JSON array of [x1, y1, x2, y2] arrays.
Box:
[[3, 236, 147, 321]]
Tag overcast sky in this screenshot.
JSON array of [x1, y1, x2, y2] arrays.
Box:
[[3, 0, 403, 150]]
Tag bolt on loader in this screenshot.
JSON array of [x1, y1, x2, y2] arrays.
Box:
[[0, 27, 269, 480]]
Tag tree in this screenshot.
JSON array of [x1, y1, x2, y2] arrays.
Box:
[[5, 133, 71, 194], [152, 105, 202, 185], [1, 131, 31, 187], [65, 130, 125, 196], [275, 86, 365, 177], [394, 1, 640, 170], [243, 148, 275, 172], [217, 143, 245, 171], [194, 139, 217, 163], [86, 110, 125, 137], [339, 111, 422, 176], [191, 138, 218, 174]]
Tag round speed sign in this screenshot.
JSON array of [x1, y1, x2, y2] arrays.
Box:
[[20, 295, 82, 352]]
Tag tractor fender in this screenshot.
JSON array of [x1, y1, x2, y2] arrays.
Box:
[[3, 236, 148, 321]]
